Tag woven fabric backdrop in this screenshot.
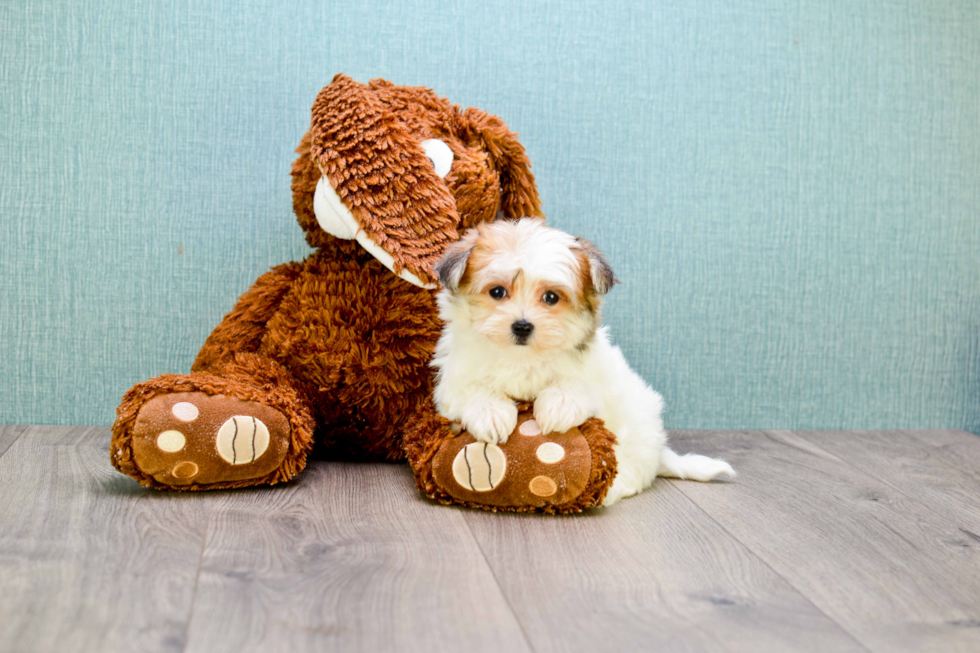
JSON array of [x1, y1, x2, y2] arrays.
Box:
[[2, 0, 979, 431]]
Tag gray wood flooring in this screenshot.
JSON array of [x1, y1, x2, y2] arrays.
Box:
[[1, 425, 979, 653]]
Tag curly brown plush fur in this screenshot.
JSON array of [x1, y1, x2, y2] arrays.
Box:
[[110, 74, 618, 512]]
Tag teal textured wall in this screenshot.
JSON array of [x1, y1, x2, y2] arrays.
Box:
[[2, 0, 979, 431]]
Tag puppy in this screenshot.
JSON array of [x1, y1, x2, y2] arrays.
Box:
[[431, 218, 734, 505]]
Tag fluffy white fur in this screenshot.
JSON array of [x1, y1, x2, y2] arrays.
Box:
[[431, 219, 734, 505]]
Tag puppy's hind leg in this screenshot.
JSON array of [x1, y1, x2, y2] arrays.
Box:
[[658, 447, 735, 482], [602, 426, 662, 506]]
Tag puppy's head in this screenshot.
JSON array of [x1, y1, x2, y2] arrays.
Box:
[[435, 218, 617, 353]]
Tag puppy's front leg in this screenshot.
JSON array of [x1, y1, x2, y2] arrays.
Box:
[[534, 385, 597, 435], [460, 394, 519, 444]]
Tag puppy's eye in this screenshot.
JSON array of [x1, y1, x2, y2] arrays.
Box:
[[542, 290, 560, 305], [489, 286, 507, 300], [420, 139, 453, 178]]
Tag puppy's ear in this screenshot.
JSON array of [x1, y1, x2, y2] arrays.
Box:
[[576, 237, 618, 295], [435, 230, 478, 293]]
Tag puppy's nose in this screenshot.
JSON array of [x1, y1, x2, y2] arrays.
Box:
[[511, 320, 534, 338]]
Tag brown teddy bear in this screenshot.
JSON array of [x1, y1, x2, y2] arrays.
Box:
[[110, 74, 618, 513]]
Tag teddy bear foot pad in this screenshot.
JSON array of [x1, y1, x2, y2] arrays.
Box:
[[431, 414, 593, 509], [130, 392, 291, 487]]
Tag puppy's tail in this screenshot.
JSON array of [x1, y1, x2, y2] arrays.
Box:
[[658, 447, 735, 482]]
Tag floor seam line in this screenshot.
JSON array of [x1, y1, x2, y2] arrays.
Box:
[[460, 514, 539, 653], [0, 425, 28, 460], [881, 429, 980, 478], [178, 502, 214, 653], [664, 476, 875, 653], [784, 429, 978, 532]]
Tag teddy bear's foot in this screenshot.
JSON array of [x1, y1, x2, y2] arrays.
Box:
[[112, 364, 316, 490], [128, 392, 292, 487], [416, 406, 618, 513]]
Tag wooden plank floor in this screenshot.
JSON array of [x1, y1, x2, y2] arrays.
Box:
[[1, 426, 979, 652]]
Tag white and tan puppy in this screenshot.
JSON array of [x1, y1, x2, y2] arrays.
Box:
[[431, 218, 734, 505]]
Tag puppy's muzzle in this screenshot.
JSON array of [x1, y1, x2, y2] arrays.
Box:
[[511, 320, 534, 345]]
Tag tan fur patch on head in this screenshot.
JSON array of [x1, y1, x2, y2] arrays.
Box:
[[574, 250, 601, 315], [435, 228, 480, 292], [574, 237, 617, 296], [445, 219, 605, 352]]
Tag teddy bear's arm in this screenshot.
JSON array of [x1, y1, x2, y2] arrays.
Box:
[[191, 262, 304, 373]]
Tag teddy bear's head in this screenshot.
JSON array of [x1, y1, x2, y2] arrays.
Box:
[[291, 74, 542, 288]]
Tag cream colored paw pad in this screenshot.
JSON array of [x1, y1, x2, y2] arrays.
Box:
[[156, 430, 186, 452], [519, 419, 542, 436], [529, 475, 557, 497], [536, 442, 565, 464], [215, 416, 270, 465], [452, 442, 506, 492], [171, 402, 199, 422]]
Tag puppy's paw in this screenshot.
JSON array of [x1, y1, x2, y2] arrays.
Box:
[[533, 387, 595, 435], [461, 398, 518, 444]]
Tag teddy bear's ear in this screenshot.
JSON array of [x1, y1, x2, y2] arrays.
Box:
[[302, 74, 461, 286], [463, 108, 543, 220]]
